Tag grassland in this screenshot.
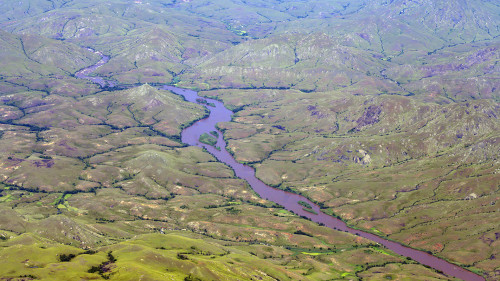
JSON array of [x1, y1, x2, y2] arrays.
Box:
[[0, 231, 454, 280], [0, 0, 498, 279], [200, 86, 499, 279], [0, 36, 454, 280]]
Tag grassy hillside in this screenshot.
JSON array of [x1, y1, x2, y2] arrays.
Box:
[[200, 86, 499, 279], [0, 33, 453, 280], [2, 0, 498, 100], [0, 232, 453, 280], [0, 29, 102, 97], [0, 0, 498, 280]]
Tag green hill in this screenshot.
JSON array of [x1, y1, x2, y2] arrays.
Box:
[[0, 0, 498, 279]]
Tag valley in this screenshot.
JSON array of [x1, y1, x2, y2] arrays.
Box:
[[0, 0, 498, 280]]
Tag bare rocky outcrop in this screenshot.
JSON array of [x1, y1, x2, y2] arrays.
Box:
[[354, 149, 371, 165]]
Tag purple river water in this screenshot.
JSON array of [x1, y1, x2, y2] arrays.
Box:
[[162, 86, 485, 281], [74, 49, 116, 88], [76, 52, 485, 281]]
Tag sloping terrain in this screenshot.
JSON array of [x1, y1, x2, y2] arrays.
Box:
[[0, 31, 454, 280], [0, 0, 498, 280], [0, 29, 101, 97], [200, 86, 499, 278]]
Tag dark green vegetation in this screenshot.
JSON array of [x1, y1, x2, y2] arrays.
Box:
[[199, 132, 218, 146], [298, 201, 312, 209], [298, 200, 317, 214], [0, 0, 499, 280]]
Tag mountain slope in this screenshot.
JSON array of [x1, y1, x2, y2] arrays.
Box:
[[0, 0, 498, 280]]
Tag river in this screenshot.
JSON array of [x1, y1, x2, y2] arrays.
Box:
[[77, 51, 485, 281]]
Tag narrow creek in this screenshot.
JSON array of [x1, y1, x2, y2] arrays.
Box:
[[77, 51, 484, 281]]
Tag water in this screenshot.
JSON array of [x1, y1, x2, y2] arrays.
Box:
[[75, 55, 485, 281], [74, 49, 116, 87], [163, 86, 485, 281]]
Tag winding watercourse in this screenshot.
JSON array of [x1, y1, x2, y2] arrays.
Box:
[[76, 51, 485, 281]]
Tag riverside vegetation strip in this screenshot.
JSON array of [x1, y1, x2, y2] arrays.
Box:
[[164, 83, 485, 281], [0, 44, 460, 281], [0, 0, 499, 280]]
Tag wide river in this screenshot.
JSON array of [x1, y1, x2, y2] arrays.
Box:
[[77, 52, 485, 281]]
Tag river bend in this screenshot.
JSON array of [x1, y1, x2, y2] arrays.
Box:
[[76, 51, 485, 281]]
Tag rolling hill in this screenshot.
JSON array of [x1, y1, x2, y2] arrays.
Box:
[[0, 0, 498, 280]]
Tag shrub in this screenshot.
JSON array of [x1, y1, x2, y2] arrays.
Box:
[[177, 253, 189, 260], [226, 207, 241, 215], [58, 253, 76, 262]]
